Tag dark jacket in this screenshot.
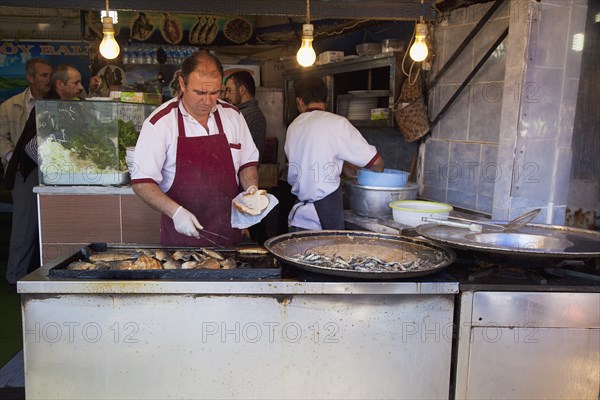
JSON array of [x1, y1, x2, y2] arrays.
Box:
[[4, 90, 58, 190]]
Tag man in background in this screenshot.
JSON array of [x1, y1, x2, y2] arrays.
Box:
[[285, 75, 384, 231], [223, 71, 270, 243], [0, 58, 52, 170], [0, 58, 52, 291], [223, 71, 266, 162], [3, 64, 84, 291], [6, 64, 85, 175]]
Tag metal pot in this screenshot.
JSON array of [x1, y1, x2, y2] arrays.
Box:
[[347, 181, 418, 218]]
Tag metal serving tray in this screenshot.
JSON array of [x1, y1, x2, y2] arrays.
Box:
[[416, 223, 600, 258]]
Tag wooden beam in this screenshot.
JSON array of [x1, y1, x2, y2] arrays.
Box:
[[434, 0, 495, 13]]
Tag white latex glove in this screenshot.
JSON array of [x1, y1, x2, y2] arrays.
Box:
[[245, 185, 258, 194], [172, 206, 203, 238]]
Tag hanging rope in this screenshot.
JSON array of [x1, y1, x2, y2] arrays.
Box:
[[306, 0, 310, 24]]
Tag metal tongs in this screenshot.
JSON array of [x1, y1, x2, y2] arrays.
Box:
[[422, 208, 541, 233], [197, 229, 230, 248]]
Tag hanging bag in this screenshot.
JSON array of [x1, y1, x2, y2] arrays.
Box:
[[394, 67, 430, 142]]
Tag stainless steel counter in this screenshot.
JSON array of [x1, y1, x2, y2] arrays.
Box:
[[22, 210, 599, 399], [19, 258, 458, 400], [344, 210, 600, 399]]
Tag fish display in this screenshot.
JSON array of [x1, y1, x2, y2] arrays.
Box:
[[131, 12, 154, 41], [189, 16, 219, 45], [223, 17, 253, 44], [161, 13, 183, 44]]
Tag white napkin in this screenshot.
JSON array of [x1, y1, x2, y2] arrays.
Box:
[[231, 192, 279, 229]]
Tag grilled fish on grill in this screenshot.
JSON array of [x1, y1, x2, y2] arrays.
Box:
[[238, 246, 269, 255], [181, 261, 198, 269], [132, 255, 162, 270], [154, 249, 171, 261], [201, 247, 224, 260], [163, 260, 180, 270], [172, 250, 196, 261], [69, 248, 239, 271], [68, 261, 96, 270], [115, 260, 134, 270], [197, 258, 221, 270], [220, 258, 236, 269]]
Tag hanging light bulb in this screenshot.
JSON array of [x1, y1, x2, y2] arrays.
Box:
[[297, 24, 316, 67], [410, 0, 428, 63], [409, 20, 428, 62], [99, 0, 120, 60], [296, 0, 316, 67]]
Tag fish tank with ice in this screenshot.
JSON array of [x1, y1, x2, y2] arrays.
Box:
[[35, 99, 157, 185]]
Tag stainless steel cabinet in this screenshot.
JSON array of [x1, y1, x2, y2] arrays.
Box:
[[454, 291, 600, 399], [20, 273, 458, 400], [283, 52, 405, 127]]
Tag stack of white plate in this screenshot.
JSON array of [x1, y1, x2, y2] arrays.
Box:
[[337, 97, 349, 117], [347, 97, 378, 120], [125, 146, 136, 174]]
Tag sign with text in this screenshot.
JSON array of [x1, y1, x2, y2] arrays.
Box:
[[0, 41, 90, 102]]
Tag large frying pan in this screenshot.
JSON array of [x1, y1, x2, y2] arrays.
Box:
[[264, 230, 455, 279], [415, 223, 600, 267]]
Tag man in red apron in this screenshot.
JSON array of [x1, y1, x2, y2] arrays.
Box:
[[132, 50, 259, 246]]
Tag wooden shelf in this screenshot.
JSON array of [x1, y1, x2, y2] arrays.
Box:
[[283, 52, 406, 128]]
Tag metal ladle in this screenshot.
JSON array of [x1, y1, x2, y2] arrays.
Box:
[[422, 208, 541, 232], [503, 208, 541, 231]]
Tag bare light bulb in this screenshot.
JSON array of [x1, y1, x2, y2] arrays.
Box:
[[296, 24, 316, 67], [409, 22, 428, 62], [99, 16, 120, 60]]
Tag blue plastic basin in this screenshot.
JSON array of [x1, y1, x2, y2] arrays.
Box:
[[357, 168, 409, 188]]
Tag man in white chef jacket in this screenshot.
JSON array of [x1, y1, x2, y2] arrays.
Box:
[[284, 75, 384, 231]]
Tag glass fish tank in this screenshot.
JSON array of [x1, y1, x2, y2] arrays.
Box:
[[35, 99, 156, 185]]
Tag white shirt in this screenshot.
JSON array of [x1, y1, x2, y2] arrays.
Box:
[[284, 110, 379, 229], [132, 97, 258, 192]]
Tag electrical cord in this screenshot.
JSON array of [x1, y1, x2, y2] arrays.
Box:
[[402, 24, 421, 85]]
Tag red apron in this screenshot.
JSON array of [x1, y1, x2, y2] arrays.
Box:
[[160, 103, 242, 247]]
